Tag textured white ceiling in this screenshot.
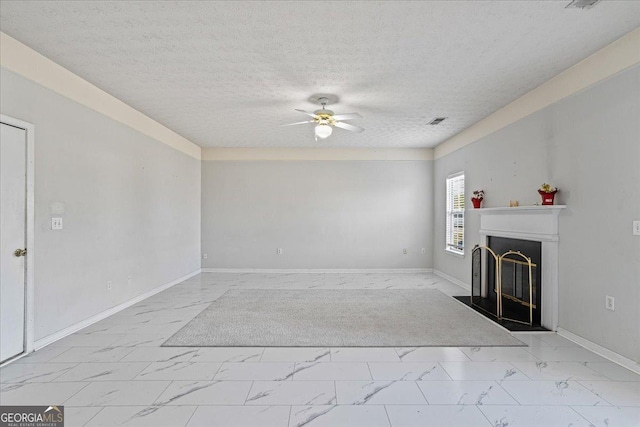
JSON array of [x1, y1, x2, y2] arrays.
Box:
[[1, 1, 639, 148]]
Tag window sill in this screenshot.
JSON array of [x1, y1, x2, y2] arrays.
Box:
[[445, 248, 465, 259]]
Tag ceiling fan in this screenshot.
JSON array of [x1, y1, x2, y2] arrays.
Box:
[[284, 95, 364, 141]]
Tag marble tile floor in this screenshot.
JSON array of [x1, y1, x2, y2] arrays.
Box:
[[1, 272, 639, 427]]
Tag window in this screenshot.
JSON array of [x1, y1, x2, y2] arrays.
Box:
[[446, 172, 465, 255]]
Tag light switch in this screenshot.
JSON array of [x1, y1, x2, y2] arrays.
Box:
[[51, 217, 63, 230]]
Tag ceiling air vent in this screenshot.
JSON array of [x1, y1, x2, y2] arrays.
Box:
[[428, 117, 447, 126], [566, 0, 601, 9]]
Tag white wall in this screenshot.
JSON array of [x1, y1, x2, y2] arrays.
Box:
[[202, 160, 433, 269], [0, 68, 201, 341], [434, 65, 640, 362]]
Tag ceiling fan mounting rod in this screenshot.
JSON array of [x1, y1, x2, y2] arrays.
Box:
[[318, 97, 329, 110]]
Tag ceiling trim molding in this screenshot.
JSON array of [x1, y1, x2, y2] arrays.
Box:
[[435, 27, 640, 159], [0, 32, 202, 160], [201, 147, 434, 161]]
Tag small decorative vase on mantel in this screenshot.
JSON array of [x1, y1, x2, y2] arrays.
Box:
[[471, 190, 484, 209], [538, 183, 558, 205]]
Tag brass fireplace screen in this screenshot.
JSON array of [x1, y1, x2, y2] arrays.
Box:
[[471, 245, 536, 326]]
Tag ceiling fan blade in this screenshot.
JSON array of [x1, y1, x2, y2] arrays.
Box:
[[335, 121, 364, 133], [282, 120, 315, 127], [295, 109, 318, 118], [331, 113, 362, 121]]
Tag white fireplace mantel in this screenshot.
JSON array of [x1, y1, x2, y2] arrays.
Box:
[[473, 205, 566, 331], [473, 205, 566, 242]]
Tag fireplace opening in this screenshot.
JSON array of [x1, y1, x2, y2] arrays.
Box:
[[456, 236, 547, 331], [488, 236, 542, 326]]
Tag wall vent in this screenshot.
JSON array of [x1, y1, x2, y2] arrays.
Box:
[[566, 0, 601, 9], [428, 117, 447, 125]]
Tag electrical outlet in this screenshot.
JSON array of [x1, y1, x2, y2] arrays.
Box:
[[107, 280, 112, 291], [605, 295, 615, 311], [403, 249, 408, 255], [421, 248, 426, 254], [203, 253, 208, 259], [277, 248, 283, 255], [633, 220, 640, 236]]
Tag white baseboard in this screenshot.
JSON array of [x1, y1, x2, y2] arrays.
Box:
[[201, 268, 433, 274], [433, 269, 471, 292], [32, 269, 201, 351], [557, 328, 640, 375]]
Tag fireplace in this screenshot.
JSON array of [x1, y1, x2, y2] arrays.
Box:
[[473, 205, 565, 331], [471, 237, 542, 327]]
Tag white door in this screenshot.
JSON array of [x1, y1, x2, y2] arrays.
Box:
[[0, 122, 27, 363]]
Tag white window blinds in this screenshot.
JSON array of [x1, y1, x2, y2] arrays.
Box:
[[446, 172, 465, 254]]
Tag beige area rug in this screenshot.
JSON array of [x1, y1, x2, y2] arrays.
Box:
[[162, 289, 525, 347]]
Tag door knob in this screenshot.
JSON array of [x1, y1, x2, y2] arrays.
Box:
[[14, 248, 27, 257]]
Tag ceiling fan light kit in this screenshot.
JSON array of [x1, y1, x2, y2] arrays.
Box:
[[285, 95, 364, 141], [314, 122, 333, 139]]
